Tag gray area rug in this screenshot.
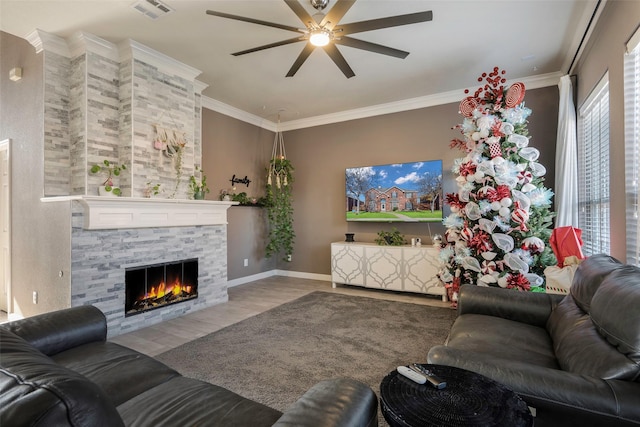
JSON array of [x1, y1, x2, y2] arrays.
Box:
[[156, 291, 456, 422]]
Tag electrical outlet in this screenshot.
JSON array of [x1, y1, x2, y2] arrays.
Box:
[[287, 254, 292, 262], [243, 259, 248, 267], [33, 291, 38, 304]]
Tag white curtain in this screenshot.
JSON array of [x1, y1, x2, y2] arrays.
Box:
[[555, 75, 579, 227]]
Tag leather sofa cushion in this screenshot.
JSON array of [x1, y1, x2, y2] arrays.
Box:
[[117, 376, 283, 427], [446, 313, 559, 368], [548, 291, 639, 380], [0, 328, 124, 427], [591, 266, 640, 366], [52, 341, 180, 406], [3, 305, 107, 356], [570, 254, 621, 313]]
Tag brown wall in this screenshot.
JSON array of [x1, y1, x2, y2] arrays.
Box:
[[206, 85, 559, 279], [1, 31, 72, 316], [201, 109, 275, 280], [572, 0, 640, 262]]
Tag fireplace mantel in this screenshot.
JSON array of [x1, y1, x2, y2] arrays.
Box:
[[42, 196, 238, 229]]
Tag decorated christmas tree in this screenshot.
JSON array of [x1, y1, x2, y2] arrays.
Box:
[[438, 67, 556, 304]]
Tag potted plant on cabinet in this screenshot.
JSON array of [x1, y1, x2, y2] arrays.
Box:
[[375, 228, 406, 246], [90, 160, 126, 196]]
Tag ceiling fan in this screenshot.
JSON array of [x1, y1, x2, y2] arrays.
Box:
[[206, 0, 433, 78]]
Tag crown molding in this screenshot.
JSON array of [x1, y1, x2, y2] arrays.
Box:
[[26, 29, 69, 56], [194, 80, 209, 94], [118, 39, 202, 81], [202, 71, 562, 132], [201, 97, 277, 132], [68, 32, 119, 61]]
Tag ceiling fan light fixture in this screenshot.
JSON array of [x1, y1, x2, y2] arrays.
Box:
[[310, 29, 331, 46]]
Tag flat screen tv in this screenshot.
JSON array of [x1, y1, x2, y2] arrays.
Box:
[[346, 159, 443, 222]]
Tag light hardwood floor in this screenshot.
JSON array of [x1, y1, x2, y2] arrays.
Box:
[[109, 276, 450, 357]]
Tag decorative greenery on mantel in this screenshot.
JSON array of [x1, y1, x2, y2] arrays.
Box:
[[90, 159, 127, 196], [188, 166, 210, 200]]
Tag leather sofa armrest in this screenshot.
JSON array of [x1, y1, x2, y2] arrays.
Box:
[[428, 346, 640, 426], [273, 378, 378, 427], [458, 285, 565, 327], [3, 305, 107, 356]]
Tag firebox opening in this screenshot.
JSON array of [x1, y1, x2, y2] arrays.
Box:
[[125, 258, 198, 317]]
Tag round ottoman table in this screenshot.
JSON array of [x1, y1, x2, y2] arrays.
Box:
[[380, 364, 533, 427]]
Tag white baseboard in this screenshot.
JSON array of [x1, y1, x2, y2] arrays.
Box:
[[273, 269, 332, 282], [226, 270, 331, 288]]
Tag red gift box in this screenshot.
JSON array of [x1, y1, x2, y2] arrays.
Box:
[[550, 226, 585, 266]]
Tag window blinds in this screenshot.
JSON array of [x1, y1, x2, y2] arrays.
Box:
[[578, 74, 610, 256], [625, 28, 640, 265]]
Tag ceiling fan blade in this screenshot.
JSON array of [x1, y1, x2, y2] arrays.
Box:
[[232, 37, 305, 56], [334, 36, 409, 59], [336, 11, 433, 35], [206, 10, 305, 34], [283, 0, 316, 27], [320, 0, 356, 30], [286, 43, 316, 77], [323, 44, 355, 78]]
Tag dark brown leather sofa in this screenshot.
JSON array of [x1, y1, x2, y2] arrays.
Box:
[[1, 305, 378, 427], [428, 254, 640, 426]]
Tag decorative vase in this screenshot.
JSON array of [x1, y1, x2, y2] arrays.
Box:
[[194, 191, 205, 200]]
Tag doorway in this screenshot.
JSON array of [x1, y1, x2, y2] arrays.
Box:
[[0, 139, 10, 317]]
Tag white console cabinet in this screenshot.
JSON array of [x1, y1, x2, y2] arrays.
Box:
[[331, 242, 446, 300]]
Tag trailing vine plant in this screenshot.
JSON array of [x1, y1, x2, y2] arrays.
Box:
[[265, 157, 295, 261]]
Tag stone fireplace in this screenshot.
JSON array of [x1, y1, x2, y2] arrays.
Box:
[[70, 197, 234, 337]]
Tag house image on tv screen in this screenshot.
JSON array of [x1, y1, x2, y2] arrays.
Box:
[[345, 160, 443, 222]]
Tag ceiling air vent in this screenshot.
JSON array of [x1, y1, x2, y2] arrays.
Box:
[[131, 0, 174, 20]]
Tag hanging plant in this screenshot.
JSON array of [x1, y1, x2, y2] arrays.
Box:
[[265, 156, 295, 261], [265, 116, 295, 261]]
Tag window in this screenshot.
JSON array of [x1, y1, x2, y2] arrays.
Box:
[[625, 28, 640, 265], [578, 73, 610, 256]]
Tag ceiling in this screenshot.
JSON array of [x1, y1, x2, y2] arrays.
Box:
[[1, 0, 599, 128]]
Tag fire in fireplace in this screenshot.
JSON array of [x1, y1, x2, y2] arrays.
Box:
[[125, 258, 198, 316]]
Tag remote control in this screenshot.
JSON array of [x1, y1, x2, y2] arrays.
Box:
[[410, 364, 447, 389], [397, 366, 427, 384]]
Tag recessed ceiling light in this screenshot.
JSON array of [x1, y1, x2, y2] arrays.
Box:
[[131, 0, 174, 20]]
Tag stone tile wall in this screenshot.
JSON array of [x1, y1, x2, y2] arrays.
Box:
[[86, 51, 121, 195], [41, 33, 204, 198], [131, 59, 196, 198], [70, 54, 86, 194], [43, 51, 71, 196]]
